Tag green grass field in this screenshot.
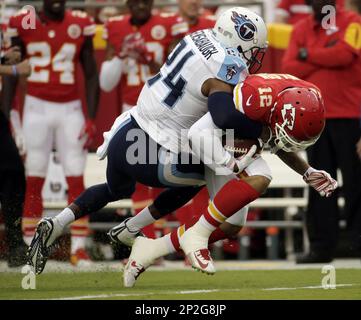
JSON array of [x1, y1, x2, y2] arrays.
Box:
[[1, 269, 361, 300]]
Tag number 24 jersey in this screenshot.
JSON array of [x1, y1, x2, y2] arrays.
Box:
[[8, 9, 96, 102]]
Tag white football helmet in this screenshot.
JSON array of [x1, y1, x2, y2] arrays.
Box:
[[213, 7, 268, 73]]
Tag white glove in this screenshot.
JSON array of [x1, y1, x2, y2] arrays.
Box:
[[10, 109, 26, 156], [229, 145, 258, 175], [303, 167, 338, 197]]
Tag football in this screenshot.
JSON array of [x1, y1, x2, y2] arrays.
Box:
[[222, 137, 262, 158]]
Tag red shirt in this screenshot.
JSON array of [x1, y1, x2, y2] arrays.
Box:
[[8, 10, 96, 103], [104, 13, 181, 106], [282, 9, 361, 119], [233, 73, 321, 124], [277, 0, 344, 25]]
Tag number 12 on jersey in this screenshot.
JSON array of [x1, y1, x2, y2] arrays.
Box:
[[148, 39, 194, 108]]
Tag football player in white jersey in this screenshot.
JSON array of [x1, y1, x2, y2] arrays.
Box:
[[26, 7, 272, 274]]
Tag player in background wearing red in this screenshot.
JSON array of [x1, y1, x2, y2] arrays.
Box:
[[275, 0, 344, 24], [2, 0, 100, 266], [282, 0, 361, 263], [123, 73, 338, 286], [100, 0, 184, 239]]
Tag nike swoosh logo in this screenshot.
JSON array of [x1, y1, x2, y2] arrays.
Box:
[[246, 95, 253, 106], [194, 251, 209, 269]]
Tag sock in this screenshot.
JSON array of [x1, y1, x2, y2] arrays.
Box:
[[127, 206, 156, 232], [131, 183, 156, 238], [169, 224, 228, 252], [201, 179, 260, 229], [53, 207, 75, 229], [67, 176, 90, 250], [22, 176, 45, 242]]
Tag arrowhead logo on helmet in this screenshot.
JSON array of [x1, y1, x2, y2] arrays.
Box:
[[231, 11, 257, 42], [281, 104, 296, 130]]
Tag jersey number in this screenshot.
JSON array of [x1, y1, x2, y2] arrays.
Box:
[[27, 42, 76, 84], [126, 42, 164, 86], [148, 39, 194, 108]]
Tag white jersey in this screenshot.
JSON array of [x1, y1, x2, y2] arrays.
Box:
[[130, 29, 249, 154]]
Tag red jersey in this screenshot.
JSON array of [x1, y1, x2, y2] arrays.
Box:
[[277, 0, 344, 25], [282, 9, 361, 119], [104, 13, 182, 106], [8, 9, 96, 102], [233, 73, 321, 124]]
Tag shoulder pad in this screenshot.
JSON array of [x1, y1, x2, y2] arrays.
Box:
[[107, 15, 125, 22], [214, 48, 248, 86], [160, 12, 177, 18], [71, 10, 89, 19]]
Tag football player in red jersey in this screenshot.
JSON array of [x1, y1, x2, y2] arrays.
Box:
[[100, 0, 184, 240], [1, 0, 100, 266], [123, 74, 338, 285]]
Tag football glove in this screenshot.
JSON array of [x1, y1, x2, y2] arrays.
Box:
[[79, 119, 96, 150], [9, 109, 26, 156], [118, 33, 153, 64], [303, 167, 338, 197], [231, 145, 258, 175]]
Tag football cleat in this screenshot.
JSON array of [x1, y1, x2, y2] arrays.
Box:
[[26, 218, 62, 274], [179, 225, 216, 275], [107, 218, 144, 247], [187, 249, 216, 275], [123, 237, 162, 288]]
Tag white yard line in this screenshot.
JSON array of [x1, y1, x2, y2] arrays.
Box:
[[262, 284, 355, 291], [49, 289, 242, 300], [36, 284, 358, 300]]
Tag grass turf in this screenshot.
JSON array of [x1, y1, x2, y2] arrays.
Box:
[[1, 269, 360, 300]]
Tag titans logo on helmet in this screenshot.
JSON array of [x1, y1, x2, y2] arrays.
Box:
[[231, 11, 257, 42]]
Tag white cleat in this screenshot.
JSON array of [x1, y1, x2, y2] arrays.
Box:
[[26, 217, 63, 274], [179, 225, 216, 275], [123, 237, 163, 288], [108, 218, 143, 247]]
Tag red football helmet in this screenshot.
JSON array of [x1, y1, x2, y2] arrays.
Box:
[[269, 87, 325, 153]]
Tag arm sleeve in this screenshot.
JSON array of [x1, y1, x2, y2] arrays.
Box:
[[99, 56, 122, 92], [281, 26, 319, 78], [208, 91, 263, 139], [188, 112, 234, 174]]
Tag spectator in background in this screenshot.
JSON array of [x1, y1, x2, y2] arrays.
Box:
[[282, 0, 361, 263], [0, 47, 31, 267], [275, 0, 344, 24]]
